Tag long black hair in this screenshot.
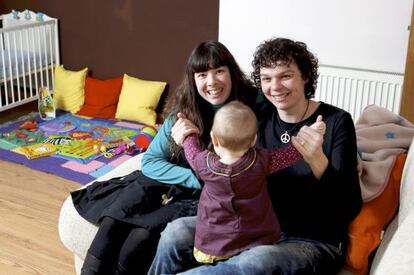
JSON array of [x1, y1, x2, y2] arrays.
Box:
[[164, 41, 257, 157]]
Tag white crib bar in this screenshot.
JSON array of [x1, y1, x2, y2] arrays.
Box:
[[36, 27, 43, 87], [315, 65, 404, 122], [24, 28, 34, 98], [6, 32, 14, 104], [48, 24, 55, 87], [19, 30, 28, 99], [42, 26, 50, 89], [0, 33, 6, 107], [12, 32, 21, 103]]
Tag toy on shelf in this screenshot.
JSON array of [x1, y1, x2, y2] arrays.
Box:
[[134, 126, 158, 152], [36, 12, 44, 22], [24, 9, 31, 20], [38, 87, 56, 120], [11, 10, 19, 19]]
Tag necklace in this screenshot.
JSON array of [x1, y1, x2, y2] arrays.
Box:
[[279, 100, 310, 144]]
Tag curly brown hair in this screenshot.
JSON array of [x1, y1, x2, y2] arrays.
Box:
[[251, 37, 319, 99], [163, 41, 257, 159]]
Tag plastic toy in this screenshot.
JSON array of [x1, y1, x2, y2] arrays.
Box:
[[93, 137, 136, 158], [36, 12, 44, 22], [40, 121, 76, 134], [11, 10, 19, 19], [38, 87, 56, 120], [134, 126, 158, 152], [19, 118, 38, 131], [15, 132, 28, 138], [114, 144, 129, 155], [24, 10, 31, 20], [69, 131, 93, 140], [141, 125, 158, 138]]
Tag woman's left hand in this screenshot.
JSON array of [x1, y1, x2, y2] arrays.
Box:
[[292, 115, 329, 179]]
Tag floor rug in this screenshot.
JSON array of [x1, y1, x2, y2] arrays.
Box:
[[0, 111, 148, 184]]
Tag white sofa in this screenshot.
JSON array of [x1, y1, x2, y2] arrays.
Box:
[[59, 138, 414, 275], [59, 153, 145, 274]]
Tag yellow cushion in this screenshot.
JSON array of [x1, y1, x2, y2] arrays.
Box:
[[115, 74, 166, 125], [53, 65, 88, 113]]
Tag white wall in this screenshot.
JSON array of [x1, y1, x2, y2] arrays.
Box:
[[219, 0, 413, 74]]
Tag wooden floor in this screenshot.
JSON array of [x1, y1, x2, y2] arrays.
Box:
[[0, 160, 81, 274], [0, 101, 38, 124], [0, 103, 81, 274]]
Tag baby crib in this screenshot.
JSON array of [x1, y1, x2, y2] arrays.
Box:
[[0, 9, 60, 112]]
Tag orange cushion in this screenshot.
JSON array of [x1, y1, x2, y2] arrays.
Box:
[[344, 153, 407, 275], [77, 76, 123, 119]]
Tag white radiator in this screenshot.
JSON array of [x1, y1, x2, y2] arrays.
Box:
[[315, 65, 404, 122]]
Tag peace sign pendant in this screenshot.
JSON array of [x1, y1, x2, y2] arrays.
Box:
[[280, 131, 291, 143]]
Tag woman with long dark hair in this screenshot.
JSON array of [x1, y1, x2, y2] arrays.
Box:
[[73, 40, 257, 275]]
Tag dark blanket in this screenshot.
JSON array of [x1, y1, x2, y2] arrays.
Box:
[[71, 170, 199, 231]]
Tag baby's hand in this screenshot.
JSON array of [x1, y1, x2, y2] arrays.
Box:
[[310, 115, 326, 135], [171, 112, 200, 146]]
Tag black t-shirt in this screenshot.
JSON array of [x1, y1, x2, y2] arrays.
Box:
[[256, 102, 362, 246]]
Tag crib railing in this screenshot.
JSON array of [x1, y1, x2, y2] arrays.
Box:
[[0, 10, 60, 112]]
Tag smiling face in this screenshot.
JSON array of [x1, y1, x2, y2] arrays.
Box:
[[259, 61, 307, 114], [194, 66, 232, 106]]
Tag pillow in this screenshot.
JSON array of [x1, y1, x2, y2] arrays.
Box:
[[53, 65, 88, 113], [77, 76, 123, 119], [344, 153, 407, 275], [115, 74, 166, 125]]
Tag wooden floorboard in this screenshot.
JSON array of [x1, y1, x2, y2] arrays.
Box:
[[0, 159, 81, 274]]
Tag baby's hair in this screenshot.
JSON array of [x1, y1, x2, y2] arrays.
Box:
[[212, 101, 257, 152]]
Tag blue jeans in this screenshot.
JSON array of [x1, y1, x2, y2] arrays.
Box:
[[148, 216, 345, 275]]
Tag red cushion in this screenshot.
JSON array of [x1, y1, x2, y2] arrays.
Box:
[[344, 153, 407, 275], [77, 76, 123, 119]]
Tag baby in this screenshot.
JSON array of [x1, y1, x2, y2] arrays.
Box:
[[181, 100, 325, 263]]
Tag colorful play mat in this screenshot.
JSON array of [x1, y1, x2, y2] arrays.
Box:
[[0, 111, 155, 184]]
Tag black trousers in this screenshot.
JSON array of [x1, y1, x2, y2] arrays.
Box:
[[88, 217, 160, 274]]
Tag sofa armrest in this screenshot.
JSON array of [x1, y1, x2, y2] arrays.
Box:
[[398, 137, 414, 225], [370, 137, 414, 275], [84, 153, 144, 185], [369, 211, 414, 274], [58, 153, 144, 262]]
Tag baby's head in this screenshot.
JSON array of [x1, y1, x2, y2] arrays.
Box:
[[211, 101, 257, 153]]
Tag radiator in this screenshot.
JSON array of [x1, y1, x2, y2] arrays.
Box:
[[315, 65, 404, 122]]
